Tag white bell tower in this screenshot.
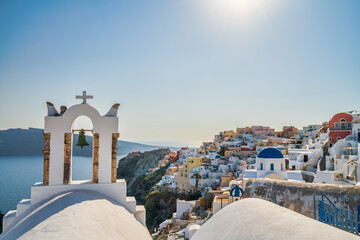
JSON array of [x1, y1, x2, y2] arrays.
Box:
[[43, 91, 120, 185]]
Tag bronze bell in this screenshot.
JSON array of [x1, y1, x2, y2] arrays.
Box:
[[76, 129, 89, 148]]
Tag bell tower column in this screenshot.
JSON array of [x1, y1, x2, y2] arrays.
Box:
[[111, 133, 119, 183], [43, 133, 51, 185], [92, 133, 100, 183], [63, 133, 72, 184]]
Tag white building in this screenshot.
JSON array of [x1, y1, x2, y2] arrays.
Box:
[[228, 156, 240, 164], [210, 154, 221, 166], [217, 140, 242, 151], [352, 118, 360, 139], [288, 148, 322, 170], [189, 165, 223, 188], [315, 135, 360, 185], [175, 199, 196, 220], [179, 148, 198, 160], [158, 174, 175, 187]]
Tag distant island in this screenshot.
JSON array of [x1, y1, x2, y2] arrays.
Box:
[[0, 128, 178, 157]]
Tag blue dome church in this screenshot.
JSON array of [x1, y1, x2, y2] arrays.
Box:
[[243, 147, 303, 181]]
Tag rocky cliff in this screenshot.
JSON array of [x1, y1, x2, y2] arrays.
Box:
[[117, 148, 171, 188], [116, 148, 200, 232]]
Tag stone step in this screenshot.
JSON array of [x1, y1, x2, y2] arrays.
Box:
[[134, 205, 146, 227], [125, 196, 136, 214], [3, 210, 17, 232], [16, 199, 31, 217]]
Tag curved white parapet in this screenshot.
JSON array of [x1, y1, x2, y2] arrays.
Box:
[[2, 180, 146, 233], [1, 191, 151, 240]]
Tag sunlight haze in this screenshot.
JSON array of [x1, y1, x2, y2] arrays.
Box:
[[0, 0, 359, 147]]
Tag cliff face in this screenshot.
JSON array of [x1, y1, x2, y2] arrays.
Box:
[[117, 148, 202, 233], [117, 148, 171, 188], [0, 128, 168, 156], [128, 161, 170, 204]]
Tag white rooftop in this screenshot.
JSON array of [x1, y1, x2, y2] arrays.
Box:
[[0, 190, 151, 240], [192, 198, 356, 240]]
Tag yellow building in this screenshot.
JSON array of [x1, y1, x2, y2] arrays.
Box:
[[222, 130, 235, 139], [174, 157, 203, 191], [225, 149, 236, 158], [235, 147, 242, 156], [221, 172, 235, 187]]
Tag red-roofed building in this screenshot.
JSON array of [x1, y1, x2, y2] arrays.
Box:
[[328, 112, 353, 144]]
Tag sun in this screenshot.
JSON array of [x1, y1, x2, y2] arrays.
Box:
[[220, 0, 263, 14], [204, 0, 273, 28]]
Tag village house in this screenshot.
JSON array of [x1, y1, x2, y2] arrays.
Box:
[[276, 126, 298, 138], [174, 157, 203, 190], [328, 112, 354, 145], [316, 134, 360, 185], [251, 126, 275, 138], [220, 172, 235, 187], [179, 147, 198, 160], [189, 165, 222, 189]]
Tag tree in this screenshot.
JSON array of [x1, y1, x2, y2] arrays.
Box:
[[194, 172, 202, 192]]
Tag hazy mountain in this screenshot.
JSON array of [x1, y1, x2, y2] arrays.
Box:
[[0, 128, 176, 157]]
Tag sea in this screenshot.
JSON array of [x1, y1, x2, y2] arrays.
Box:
[[0, 155, 125, 215]]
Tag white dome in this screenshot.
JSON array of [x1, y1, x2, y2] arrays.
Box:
[[192, 198, 356, 240]]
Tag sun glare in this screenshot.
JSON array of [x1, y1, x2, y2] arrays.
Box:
[[205, 0, 274, 29], [220, 0, 263, 15]]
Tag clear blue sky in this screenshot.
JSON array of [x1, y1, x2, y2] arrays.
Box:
[[0, 0, 359, 147]]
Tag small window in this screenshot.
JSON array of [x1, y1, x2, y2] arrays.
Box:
[[337, 137, 341, 140], [185, 174, 187, 177], [181, 174, 183, 177], [281, 163, 283, 170], [348, 122, 352, 128], [270, 163, 274, 171], [260, 163, 263, 170], [340, 119, 346, 130], [335, 122, 339, 129]]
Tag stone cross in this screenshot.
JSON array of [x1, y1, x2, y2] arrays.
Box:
[[76, 91, 93, 104]]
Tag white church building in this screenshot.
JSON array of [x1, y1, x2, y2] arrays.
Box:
[[243, 147, 303, 181], [1, 92, 151, 240]]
